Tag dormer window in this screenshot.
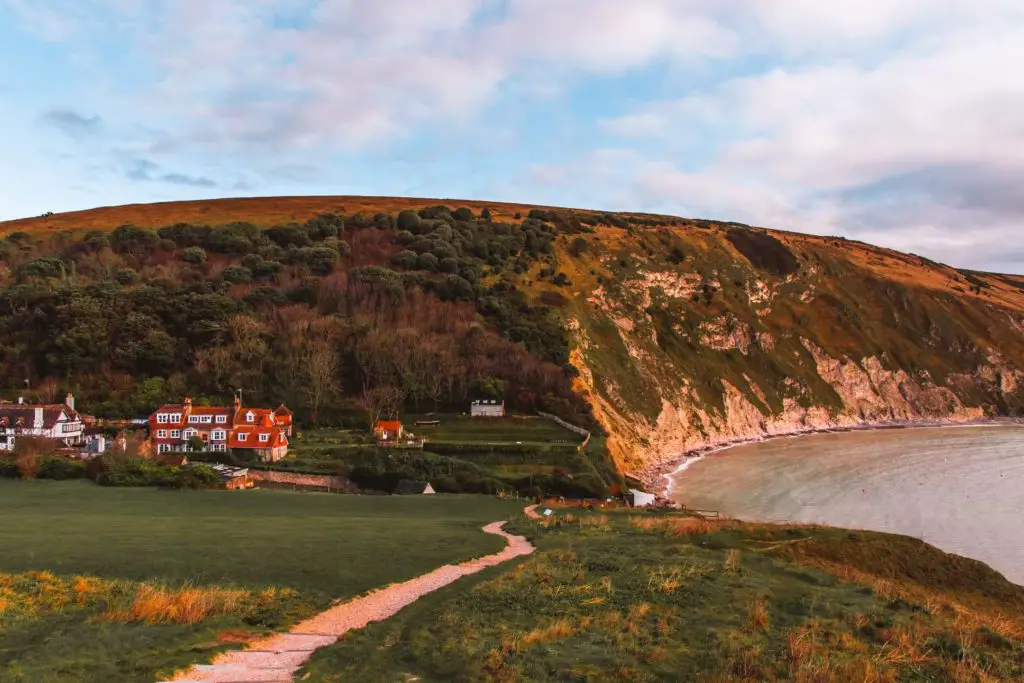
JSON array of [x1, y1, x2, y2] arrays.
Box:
[[246, 411, 255, 423], [216, 415, 227, 424], [238, 433, 248, 442], [259, 433, 270, 443], [157, 413, 169, 424]]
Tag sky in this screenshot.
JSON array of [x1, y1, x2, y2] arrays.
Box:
[[2, 1, 1023, 273]]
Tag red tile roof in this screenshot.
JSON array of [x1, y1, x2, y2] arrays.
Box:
[[375, 420, 402, 433]]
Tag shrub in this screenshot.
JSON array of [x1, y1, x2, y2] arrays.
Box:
[[221, 265, 253, 284], [38, 457, 87, 480], [115, 268, 140, 285], [568, 237, 589, 258], [181, 246, 207, 264], [397, 210, 422, 233]]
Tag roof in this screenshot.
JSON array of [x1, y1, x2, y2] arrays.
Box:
[[394, 480, 432, 495], [0, 405, 79, 430], [375, 420, 402, 431], [471, 399, 504, 406], [228, 425, 288, 449], [274, 404, 293, 416]]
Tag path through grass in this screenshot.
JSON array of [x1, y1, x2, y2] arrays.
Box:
[[0, 480, 522, 682]]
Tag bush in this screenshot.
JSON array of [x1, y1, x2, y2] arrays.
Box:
[[37, 456, 87, 480], [181, 246, 207, 264], [221, 265, 253, 284], [568, 237, 589, 257], [115, 268, 140, 285]]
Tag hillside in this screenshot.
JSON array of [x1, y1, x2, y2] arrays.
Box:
[[2, 198, 1023, 489]]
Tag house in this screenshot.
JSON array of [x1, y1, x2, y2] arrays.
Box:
[[148, 396, 290, 462], [202, 463, 252, 490], [394, 480, 436, 495], [374, 420, 403, 442], [273, 404, 294, 437], [471, 399, 505, 418], [0, 394, 84, 451], [627, 488, 657, 508]]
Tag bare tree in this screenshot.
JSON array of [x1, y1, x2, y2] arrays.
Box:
[[300, 326, 340, 426], [356, 385, 406, 430], [35, 377, 60, 404]]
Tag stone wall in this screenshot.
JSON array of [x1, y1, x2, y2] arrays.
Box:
[[248, 469, 359, 492]]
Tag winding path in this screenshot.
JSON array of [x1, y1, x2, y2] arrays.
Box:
[[164, 512, 537, 683]]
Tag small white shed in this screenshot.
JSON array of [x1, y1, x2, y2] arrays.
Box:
[[471, 399, 506, 418], [628, 488, 656, 507]]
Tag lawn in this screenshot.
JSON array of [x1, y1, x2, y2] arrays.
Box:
[[300, 509, 1024, 682], [0, 480, 523, 682], [406, 415, 585, 445]]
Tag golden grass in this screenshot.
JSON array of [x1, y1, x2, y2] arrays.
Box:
[[748, 598, 770, 633], [629, 515, 732, 536], [724, 549, 742, 574], [102, 584, 251, 625]]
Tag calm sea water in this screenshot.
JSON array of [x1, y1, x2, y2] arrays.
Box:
[[669, 426, 1024, 584]]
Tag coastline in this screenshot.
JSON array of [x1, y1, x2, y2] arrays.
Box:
[[647, 416, 1024, 498]]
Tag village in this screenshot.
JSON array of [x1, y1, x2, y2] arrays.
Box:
[[0, 391, 661, 507]]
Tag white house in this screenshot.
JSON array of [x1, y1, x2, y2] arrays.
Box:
[[628, 488, 657, 508], [471, 399, 506, 418], [0, 394, 85, 451]]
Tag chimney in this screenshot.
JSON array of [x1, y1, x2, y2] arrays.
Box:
[[34, 407, 44, 429], [233, 393, 241, 412], [65, 393, 75, 410], [183, 397, 192, 410]]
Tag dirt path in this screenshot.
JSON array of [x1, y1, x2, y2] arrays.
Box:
[[163, 515, 536, 683]]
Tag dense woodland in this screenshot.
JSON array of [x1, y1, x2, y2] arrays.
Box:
[[0, 206, 635, 428]]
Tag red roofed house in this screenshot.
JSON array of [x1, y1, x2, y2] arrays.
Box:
[[374, 420, 403, 443], [148, 396, 290, 462]]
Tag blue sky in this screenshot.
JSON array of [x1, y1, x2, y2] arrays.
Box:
[[3, 0, 1023, 272]]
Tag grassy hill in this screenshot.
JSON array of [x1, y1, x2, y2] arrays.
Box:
[[1, 197, 1023, 486]]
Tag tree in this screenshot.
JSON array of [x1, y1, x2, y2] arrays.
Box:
[[568, 237, 589, 258], [188, 434, 206, 452], [299, 323, 340, 426], [182, 246, 207, 264], [357, 385, 406, 430]]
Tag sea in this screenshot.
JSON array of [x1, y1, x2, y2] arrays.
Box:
[[668, 426, 1024, 585]]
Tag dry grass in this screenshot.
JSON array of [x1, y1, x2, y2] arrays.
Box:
[[748, 598, 770, 632], [723, 549, 742, 574], [520, 616, 590, 648], [103, 584, 248, 625], [629, 515, 732, 536]]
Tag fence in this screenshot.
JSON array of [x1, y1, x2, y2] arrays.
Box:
[[537, 412, 592, 451]]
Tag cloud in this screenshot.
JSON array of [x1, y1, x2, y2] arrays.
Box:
[[125, 159, 217, 188], [39, 109, 103, 140]]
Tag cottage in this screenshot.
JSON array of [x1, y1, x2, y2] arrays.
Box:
[[0, 394, 84, 451], [148, 396, 290, 462], [374, 420, 403, 442], [394, 480, 436, 495], [471, 399, 506, 418]]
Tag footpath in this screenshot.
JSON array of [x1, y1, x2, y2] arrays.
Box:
[[165, 507, 538, 683]]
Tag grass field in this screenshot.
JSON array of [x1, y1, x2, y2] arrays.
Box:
[[301, 509, 1024, 682], [0, 480, 522, 682], [407, 415, 585, 445]]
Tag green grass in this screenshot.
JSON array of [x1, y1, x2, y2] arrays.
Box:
[[404, 414, 584, 445], [0, 480, 523, 682], [300, 510, 1024, 682]]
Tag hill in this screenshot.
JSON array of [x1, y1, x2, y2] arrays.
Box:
[[1, 197, 1023, 490]]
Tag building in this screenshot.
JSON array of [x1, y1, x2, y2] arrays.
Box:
[[628, 488, 657, 508], [471, 399, 506, 418], [374, 420, 403, 443], [273, 404, 294, 437], [148, 396, 290, 462], [394, 480, 436, 495], [0, 394, 84, 451]]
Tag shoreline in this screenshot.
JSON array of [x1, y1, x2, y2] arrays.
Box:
[[647, 417, 1024, 498]]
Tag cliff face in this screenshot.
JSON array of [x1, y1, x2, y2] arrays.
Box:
[[550, 223, 1024, 481]]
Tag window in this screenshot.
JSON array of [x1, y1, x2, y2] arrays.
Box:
[[188, 416, 201, 424], [216, 415, 227, 424], [211, 430, 226, 441], [158, 444, 170, 454], [157, 413, 169, 424], [246, 411, 255, 423], [238, 433, 248, 442], [259, 433, 270, 443], [157, 430, 168, 438], [171, 429, 181, 439], [202, 415, 212, 424]]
